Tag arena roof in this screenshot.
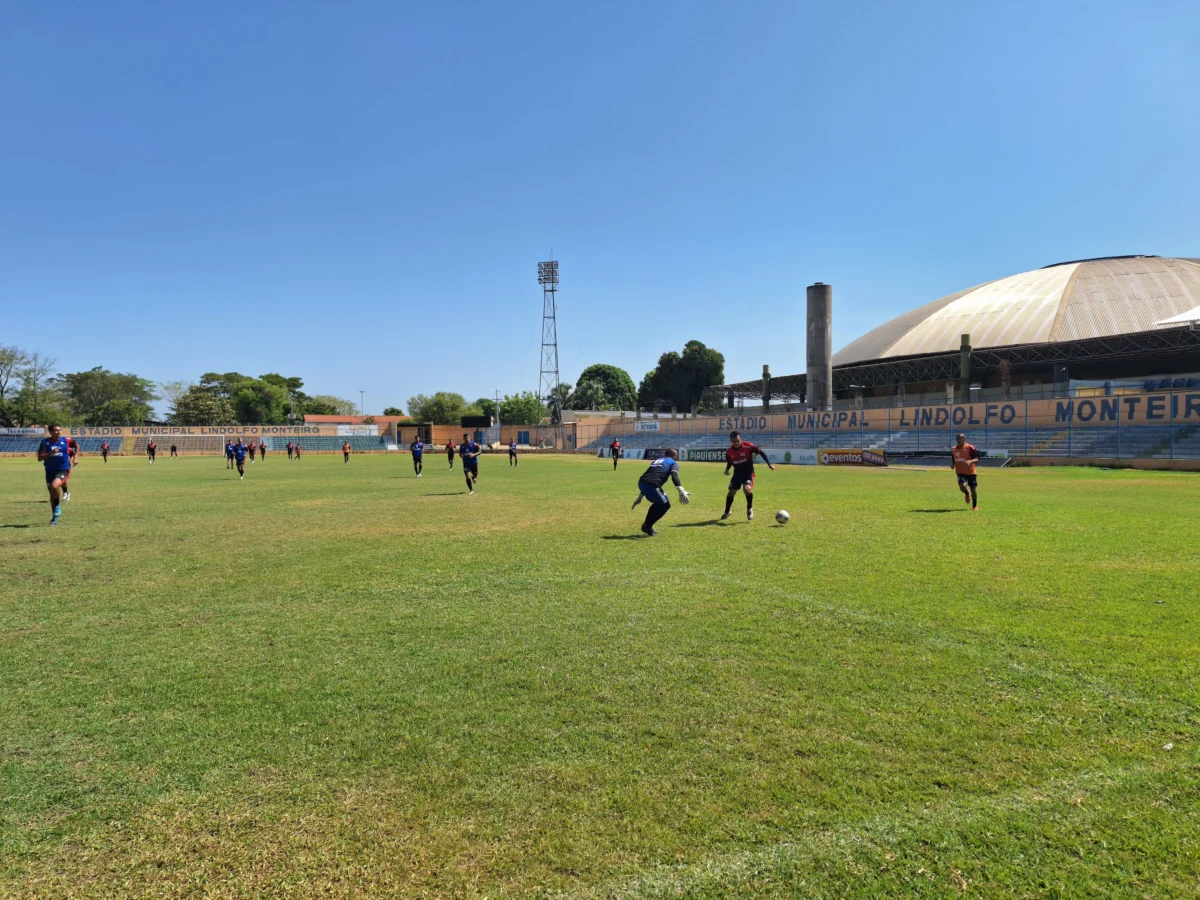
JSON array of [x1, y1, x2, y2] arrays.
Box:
[[833, 256, 1200, 366]]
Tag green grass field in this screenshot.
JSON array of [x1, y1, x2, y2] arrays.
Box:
[[1, 453, 1197, 898]]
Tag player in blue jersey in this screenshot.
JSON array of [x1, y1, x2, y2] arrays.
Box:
[[630, 450, 690, 536], [410, 437, 424, 477], [508, 440, 518, 466], [225, 441, 235, 469], [37, 424, 72, 525], [233, 439, 248, 479], [459, 433, 481, 494]]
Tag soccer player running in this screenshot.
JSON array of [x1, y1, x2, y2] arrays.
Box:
[[609, 438, 622, 470], [259, 441, 267, 460], [343, 441, 351, 464], [631, 449, 690, 536], [234, 439, 248, 479], [37, 425, 72, 525], [410, 437, 424, 477], [226, 441, 236, 469], [100, 440, 110, 464], [446, 440, 455, 469], [951, 433, 981, 510], [508, 439, 518, 467], [721, 431, 774, 521], [147, 440, 157, 465], [459, 433, 480, 494], [293, 442, 301, 460], [248, 441, 256, 463]]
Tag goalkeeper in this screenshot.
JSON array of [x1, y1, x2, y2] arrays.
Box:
[[630, 449, 690, 536]]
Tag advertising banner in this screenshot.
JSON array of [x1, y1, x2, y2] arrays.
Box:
[[633, 420, 661, 432], [762, 448, 818, 466], [0, 427, 44, 435], [861, 449, 888, 467], [685, 447, 816, 465], [818, 449, 864, 465], [337, 425, 378, 436], [818, 449, 888, 466]]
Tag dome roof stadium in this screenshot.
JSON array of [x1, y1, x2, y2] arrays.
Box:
[[833, 256, 1200, 367]]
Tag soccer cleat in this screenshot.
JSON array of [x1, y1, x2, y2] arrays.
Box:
[[964, 492, 971, 505], [747, 508, 754, 521], [641, 524, 657, 537], [720, 511, 730, 520], [973, 505, 979, 511], [62, 491, 70, 502], [49, 516, 60, 525]]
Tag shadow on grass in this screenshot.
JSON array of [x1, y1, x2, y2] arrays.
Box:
[[602, 534, 647, 540], [1, 524, 33, 528], [425, 492, 469, 496], [672, 520, 726, 528], [909, 509, 967, 514]]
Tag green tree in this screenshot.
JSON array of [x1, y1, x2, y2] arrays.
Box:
[[407, 392, 473, 424], [0, 346, 32, 426], [637, 340, 725, 411], [12, 352, 68, 426], [53, 367, 158, 425], [381, 406, 404, 417], [307, 395, 358, 416], [170, 387, 237, 426], [570, 379, 607, 410], [575, 364, 636, 410], [0, 346, 30, 402], [499, 391, 546, 426], [87, 398, 151, 426], [231, 381, 289, 425], [546, 383, 573, 424]]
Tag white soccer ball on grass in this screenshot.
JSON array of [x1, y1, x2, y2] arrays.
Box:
[[775, 510, 790, 524]]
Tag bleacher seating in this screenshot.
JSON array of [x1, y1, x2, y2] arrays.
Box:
[[266, 435, 387, 452], [130, 435, 224, 454], [0, 436, 43, 453]]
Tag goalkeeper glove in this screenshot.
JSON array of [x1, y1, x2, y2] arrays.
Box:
[[677, 487, 691, 504]]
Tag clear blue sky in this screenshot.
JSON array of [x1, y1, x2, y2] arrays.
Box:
[[3, 1, 1198, 414]]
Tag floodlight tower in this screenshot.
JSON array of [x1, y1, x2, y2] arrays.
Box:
[[537, 260, 562, 448]]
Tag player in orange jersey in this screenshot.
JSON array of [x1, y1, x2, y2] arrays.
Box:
[[951, 433, 981, 510]]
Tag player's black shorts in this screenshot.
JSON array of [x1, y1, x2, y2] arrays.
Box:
[[728, 470, 755, 491], [464, 461, 478, 474], [45, 468, 69, 484], [956, 473, 978, 489]]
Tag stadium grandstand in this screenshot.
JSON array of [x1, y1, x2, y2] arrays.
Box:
[[721, 255, 1200, 408], [576, 256, 1200, 465]]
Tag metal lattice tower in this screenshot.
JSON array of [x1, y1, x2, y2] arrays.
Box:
[[537, 260, 562, 446]]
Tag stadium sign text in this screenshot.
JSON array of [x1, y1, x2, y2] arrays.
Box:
[[1054, 394, 1200, 424], [68, 426, 328, 436]]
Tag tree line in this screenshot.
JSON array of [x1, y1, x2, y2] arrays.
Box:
[[406, 342, 727, 425], [0, 338, 728, 428], [0, 346, 378, 428]]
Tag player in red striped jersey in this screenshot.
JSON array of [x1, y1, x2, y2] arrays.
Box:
[[721, 431, 774, 521]]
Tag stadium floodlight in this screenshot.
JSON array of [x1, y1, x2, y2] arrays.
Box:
[[538, 260, 559, 286]]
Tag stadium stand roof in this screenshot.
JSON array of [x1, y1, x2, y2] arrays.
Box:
[[833, 256, 1200, 366]]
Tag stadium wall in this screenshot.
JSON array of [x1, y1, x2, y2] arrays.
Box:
[[571, 391, 1200, 465]]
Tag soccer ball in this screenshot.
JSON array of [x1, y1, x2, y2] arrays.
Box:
[[775, 510, 790, 524]]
